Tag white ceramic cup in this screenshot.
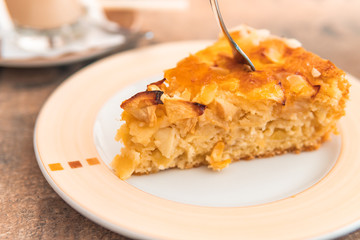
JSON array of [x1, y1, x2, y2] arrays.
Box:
[[4, 0, 85, 51]]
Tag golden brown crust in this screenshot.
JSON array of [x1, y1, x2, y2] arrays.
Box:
[[147, 78, 166, 88], [121, 91, 164, 123], [162, 27, 346, 102], [121, 90, 163, 109]]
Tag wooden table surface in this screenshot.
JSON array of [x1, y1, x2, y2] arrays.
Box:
[[1, 0, 360, 239]]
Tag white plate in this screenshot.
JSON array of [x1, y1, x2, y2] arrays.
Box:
[[34, 41, 360, 239]]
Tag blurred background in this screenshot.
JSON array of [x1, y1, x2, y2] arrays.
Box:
[[0, 0, 359, 76], [139, 0, 360, 77], [0, 0, 359, 239]]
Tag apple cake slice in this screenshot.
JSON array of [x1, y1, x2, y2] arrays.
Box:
[[112, 25, 350, 180]]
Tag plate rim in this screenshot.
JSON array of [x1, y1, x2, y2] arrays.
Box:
[[33, 130, 152, 239]]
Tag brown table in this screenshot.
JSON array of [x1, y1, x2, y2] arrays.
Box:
[[1, 0, 360, 239]]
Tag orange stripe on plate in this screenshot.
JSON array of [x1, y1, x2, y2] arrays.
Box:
[[68, 161, 83, 169], [48, 163, 64, 171], [86, 157, 100, 165]]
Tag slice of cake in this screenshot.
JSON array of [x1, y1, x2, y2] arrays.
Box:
[[112, 25, 350, 180]]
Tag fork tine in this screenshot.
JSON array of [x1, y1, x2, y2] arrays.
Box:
[[209, 0, 256, 71]]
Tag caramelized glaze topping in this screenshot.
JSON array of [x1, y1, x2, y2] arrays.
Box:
[[163, 27, 345, 102]]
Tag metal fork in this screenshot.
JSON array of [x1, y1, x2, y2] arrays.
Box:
[[209, 0, 256, 71]]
